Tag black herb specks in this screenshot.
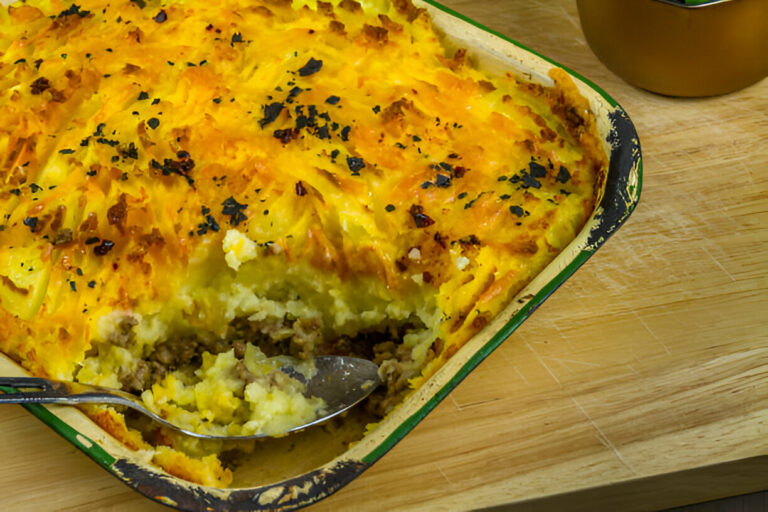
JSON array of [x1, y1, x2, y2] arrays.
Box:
[[151, 98, 160, 105], [221, 197, 248, 226], [196, 206, 220, 235], [287, 86, 303, 101], [522, 172, 542, 189], [213, 97, 222, 104], [529, 160, 547, 178], [138, 91, 149, 100], [347, 156, 365, 175], [85, 236, 100, 245], [325, 95, 340, 105], [231, 32, 243, 45], [151, 152, 195, 186], [295, 181, 307, 196], [509, 205, 525, 217], [556, 166, 571, 184], [259, 102, 284, 128], [58, 3, 90, 18], [340, 125, 351, 141], [59, 148, 75, 155], [120, 142, 139, 160], [435, 174, 451, 188], [94, 240, 114, 255], [385, 204, 396, 212], [96, 137, 119, 147], [372, 105, 381, 114], [298, 57, 323, 76], [130, 0, 146, 8], [409, 205, 435, 228], [316, 124, 330, 140], [147, 117, 160, 129], [87, 280, 96, 288], [93, 123, 106, 137], [69, 281, 77, 292], [153, 9, 167, 23], [23, 217, 38, 232]]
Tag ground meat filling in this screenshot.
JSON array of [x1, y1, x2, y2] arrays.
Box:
[[84, 313, 426, 420]]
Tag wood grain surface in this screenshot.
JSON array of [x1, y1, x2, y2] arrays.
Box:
[[2, 1, 767, 511]]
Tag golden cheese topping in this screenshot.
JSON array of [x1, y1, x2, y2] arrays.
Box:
[[0, 0, 607, 487]]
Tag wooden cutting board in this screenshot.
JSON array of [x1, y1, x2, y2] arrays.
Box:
[[2, 1, 767, 510]]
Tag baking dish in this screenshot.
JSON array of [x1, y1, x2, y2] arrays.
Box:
[[0, 0, 642, 509]]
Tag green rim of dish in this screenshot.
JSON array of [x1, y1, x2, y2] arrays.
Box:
[[0, 386, 117, 468]]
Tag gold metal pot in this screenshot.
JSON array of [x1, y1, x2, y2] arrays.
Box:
[[576, 0, 768, 96]]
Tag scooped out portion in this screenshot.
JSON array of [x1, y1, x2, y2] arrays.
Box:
[[73, 231, 441, 438]]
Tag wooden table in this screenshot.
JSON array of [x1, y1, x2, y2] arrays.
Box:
[[2, 1, 767, 510]]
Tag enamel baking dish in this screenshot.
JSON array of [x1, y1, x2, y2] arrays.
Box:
[[0, 1, 642, 509]]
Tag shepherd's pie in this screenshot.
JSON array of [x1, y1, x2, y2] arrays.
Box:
[[0, 0, 607, 487]]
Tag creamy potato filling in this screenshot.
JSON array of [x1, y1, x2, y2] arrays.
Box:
[[74, 230, 441, 436]]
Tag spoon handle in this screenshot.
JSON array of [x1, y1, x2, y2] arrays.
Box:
[[0, 376, 138, 408]]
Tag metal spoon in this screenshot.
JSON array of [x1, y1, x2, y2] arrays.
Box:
[[0, 355, 380, 440]]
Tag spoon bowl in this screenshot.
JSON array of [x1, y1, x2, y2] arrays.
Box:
[[0, 355, 381, 440]]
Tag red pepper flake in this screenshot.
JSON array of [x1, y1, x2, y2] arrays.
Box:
[[409, 205, 434, 228], [273, 128, 298, 143], [452, 166, 467, 178], [30, 77, 51, 95]]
